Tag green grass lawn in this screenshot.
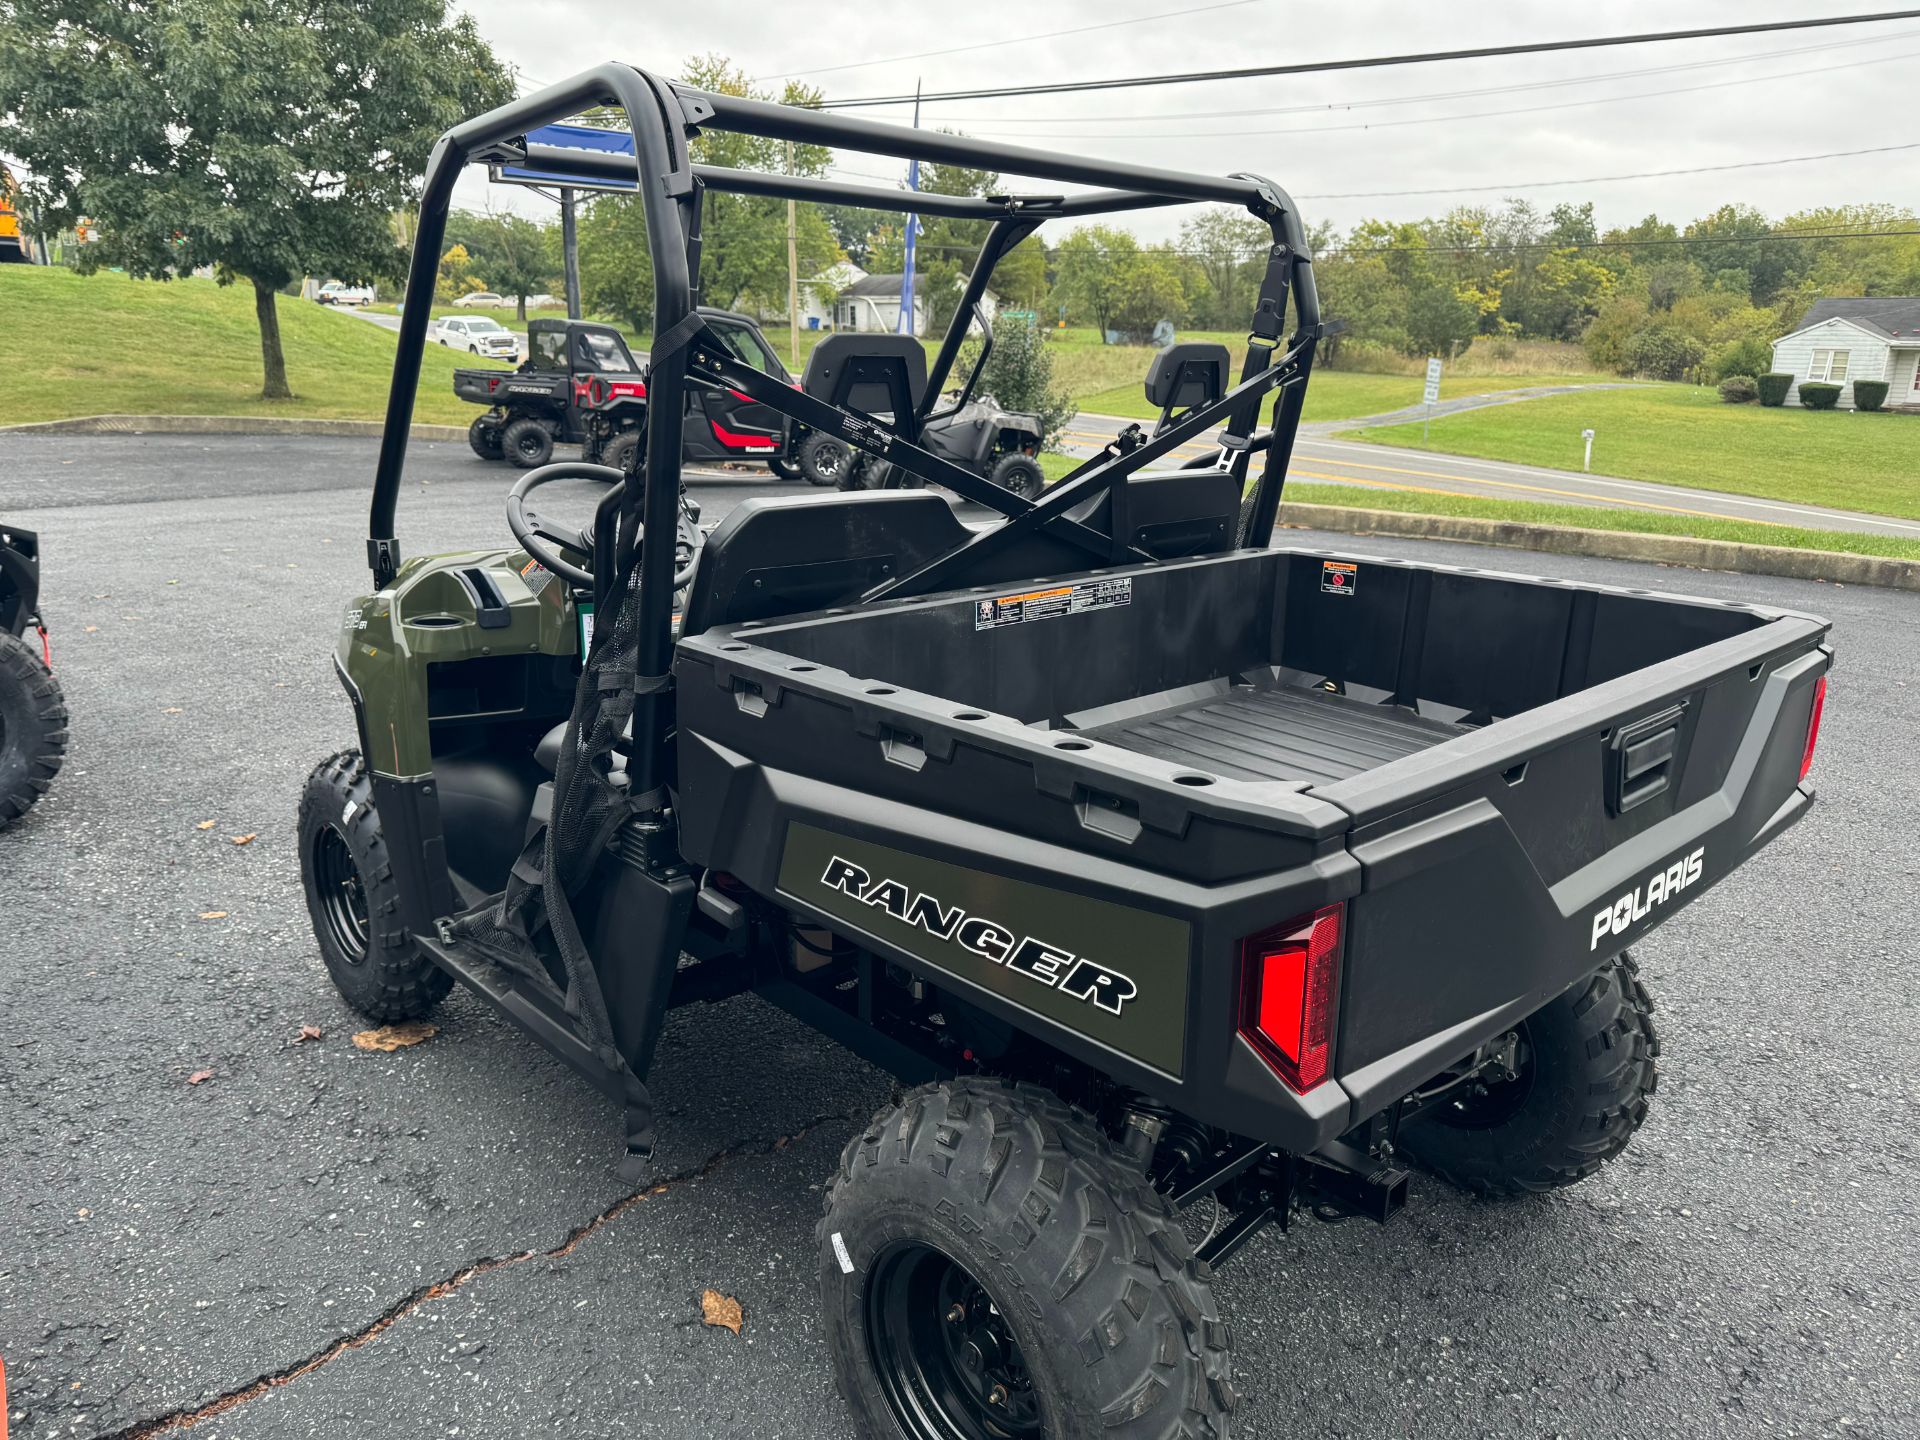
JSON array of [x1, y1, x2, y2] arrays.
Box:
[[1074, 369, 1615, 425], [1353, 384, 1920, 521], [1035, 451, 1917, 561], [3, 266, 480, 424]]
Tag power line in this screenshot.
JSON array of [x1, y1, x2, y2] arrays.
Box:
[[752, 0, 1264, 83], [955, 41, 1920, 142], [929, 27, 1903, 126], [1300, 141, 1920, 200], [813, 10, 1920, 109]]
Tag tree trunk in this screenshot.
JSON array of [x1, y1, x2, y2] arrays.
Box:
[[253, 278, 293, 400], [517, 294, 527, 322]]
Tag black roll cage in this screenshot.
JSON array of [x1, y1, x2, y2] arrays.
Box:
[[369, 62, 1323, 805]]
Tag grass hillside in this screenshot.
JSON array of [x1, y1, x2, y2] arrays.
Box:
[[1354, 384, 1920, 520], [0, 266, 482, 425]]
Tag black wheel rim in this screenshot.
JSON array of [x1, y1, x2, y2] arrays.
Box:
[[311, 824, 370, 964], [866, 1241, 1043, 1440], [1428, 1026, 1536, 1130], [812, 444, 843, 480], [515, 431, 546, 462]]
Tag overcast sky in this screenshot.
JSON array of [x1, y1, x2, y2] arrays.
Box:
[[451, 0, 1920, 242]]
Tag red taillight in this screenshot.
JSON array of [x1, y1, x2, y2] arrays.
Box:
[[1238, 904, 1342, 1092], [1800, 674, 1827, 782]]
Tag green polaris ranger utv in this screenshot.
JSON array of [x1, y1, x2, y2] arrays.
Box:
[[299, 67, 1832, 1438]]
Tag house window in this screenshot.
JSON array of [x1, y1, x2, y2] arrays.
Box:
[[1808, 349, 1851, 383]]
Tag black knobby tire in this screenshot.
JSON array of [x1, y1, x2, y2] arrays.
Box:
[[0, 630, 68, 831], [989, 453, 1046, 501], [766, 454, 802, 481], [798, 430, 851, 487], [819, 1078, 1235, 1440], [1399, 952, 1660, 1196], [296, 750, 451, 1023], [467, 415, 504, 461], [598, 429, 641, 479], [502, 416, 554, 469]]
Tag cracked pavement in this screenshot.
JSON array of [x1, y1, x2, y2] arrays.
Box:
[[1, 433, 1915, 1438]]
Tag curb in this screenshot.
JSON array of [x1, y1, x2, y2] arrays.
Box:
[[0, 414, 468, 442], [1278, 501, 1920, 593]]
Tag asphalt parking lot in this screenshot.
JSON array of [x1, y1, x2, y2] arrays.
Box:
[[2, 433, 1915, 1439]]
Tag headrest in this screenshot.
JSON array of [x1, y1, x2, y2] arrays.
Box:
[[1144, 342, 1233, 410], [802, 333, 929, 418]]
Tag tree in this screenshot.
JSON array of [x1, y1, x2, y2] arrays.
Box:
[[0, 0, 511, 398], [579, 195, 655, 333], [1405, 284, 1479, 358], [1177, 208, 1269, 328], [453, 212, 559, 320], [1051, 226, 1187, 340], [435, 244, 484, 305]]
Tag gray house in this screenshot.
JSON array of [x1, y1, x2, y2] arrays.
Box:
[[1769, 297, 1920, 409], [831, 272, 1000, 334]]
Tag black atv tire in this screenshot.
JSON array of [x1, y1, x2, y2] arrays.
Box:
[[297, 750, 452, 1023], [989, 452, 1046, 501], [0, 630, 68, 831], [599, 430, 641, 478], [766, 454, 802, 481], [467, 415, 504, 462], [1399, 952, 1659, 1196], [819, 1078, 1235, 1440], [798, 430, 851, 487], [502, 416, 555, 469]]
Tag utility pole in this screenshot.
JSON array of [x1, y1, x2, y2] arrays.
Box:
[[561, 187, 582, 320], [785, 140, 800, 369]]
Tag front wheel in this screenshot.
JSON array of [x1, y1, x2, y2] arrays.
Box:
[[1399, 952, 1659, 1195], [598, 430, 641, 478], [0, 630, 68, 831], [797, 430, 851, 487], [502, 416, 555, 469], [765, 454, 802, 481], [819, 1079, 1235, 1440], [297, 750, 451, 1023], [989, 453, 1046, 501]]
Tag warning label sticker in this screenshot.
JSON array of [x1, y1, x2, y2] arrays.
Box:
[[1320, 560, 1358, 597], [974, 577, 1132, 631]]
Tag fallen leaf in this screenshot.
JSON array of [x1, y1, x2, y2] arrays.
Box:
[[187, 1069, 214, 1086], [198, 911, 228, 920], [293, 1024, 324, 1044], [161, 707, 182, 715], [351, 1022, 437, 1052], [196, 820, 216, 831], [701, 1289, 744, 1335], [84, 625, 99, 634], [230, 833, 257, 846]]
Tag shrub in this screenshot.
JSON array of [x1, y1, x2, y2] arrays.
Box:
[[1757, 372, 1794, 407], [1623, 323, 1705, 381], [1717, 375, 1758, 404], [1853, 379, 1890, 412], [1707, 337, 1773, 383], [1798, 381, 1842, 410]]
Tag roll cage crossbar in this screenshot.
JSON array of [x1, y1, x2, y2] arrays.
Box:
[[369, 62, 1322, 805]]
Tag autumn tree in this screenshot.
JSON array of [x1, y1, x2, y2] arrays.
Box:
[[0, 0, 511, 398]]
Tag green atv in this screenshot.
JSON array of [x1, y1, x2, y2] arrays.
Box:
[[0, 524, 67, 829]]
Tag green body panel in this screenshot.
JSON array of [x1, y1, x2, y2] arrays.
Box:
[[778, 821, 1192, 1078], [338, 547, 581, 779]]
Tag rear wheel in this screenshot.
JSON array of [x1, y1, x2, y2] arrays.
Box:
[[467, 415, 504, 461], [766, 454, 802, 481], [0, 630, 67, 831], [598, 430, 641, 478], [798, 430, 851, 486], [297, 750, 451, 1023], [502, 416, 554, 469], [989, 453, 1046, 500], [820, 1079, 1235, 1440], [1399, 952, 1659, 1195]]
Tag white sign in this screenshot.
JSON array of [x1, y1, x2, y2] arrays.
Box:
[[1423, 357, 1443, 406]]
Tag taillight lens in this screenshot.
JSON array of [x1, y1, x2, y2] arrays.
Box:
[[1238, 903, 1343, 1092], [1800, 674, 1827, 782]]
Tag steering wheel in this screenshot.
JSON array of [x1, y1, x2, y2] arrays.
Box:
[[506, 461, 702, 592]]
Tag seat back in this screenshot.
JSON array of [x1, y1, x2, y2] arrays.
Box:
[[1064, 467, 1243, 560], [801, 334, 929, 429], [680, 490, 970, 634], [1144, 342, 1232, 412]]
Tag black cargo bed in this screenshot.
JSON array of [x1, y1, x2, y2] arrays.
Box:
[[1080, 685, 1464, 785]]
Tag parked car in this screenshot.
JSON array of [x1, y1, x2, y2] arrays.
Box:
[[437, 315, 520, 361], [314, 281, 375, 306], [453, 291, 507, 308]]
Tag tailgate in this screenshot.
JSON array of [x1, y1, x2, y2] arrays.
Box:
[[1314, 611, 1830, 1113]]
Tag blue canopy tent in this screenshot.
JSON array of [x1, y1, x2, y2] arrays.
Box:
[[488, 122, 640, 316]]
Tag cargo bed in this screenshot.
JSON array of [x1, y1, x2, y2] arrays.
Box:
[[673, 540, 1830, 1150]]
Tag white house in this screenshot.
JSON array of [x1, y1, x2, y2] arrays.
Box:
[[1769, 297, 1920, 409], [830, 271, 1000, 334]]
